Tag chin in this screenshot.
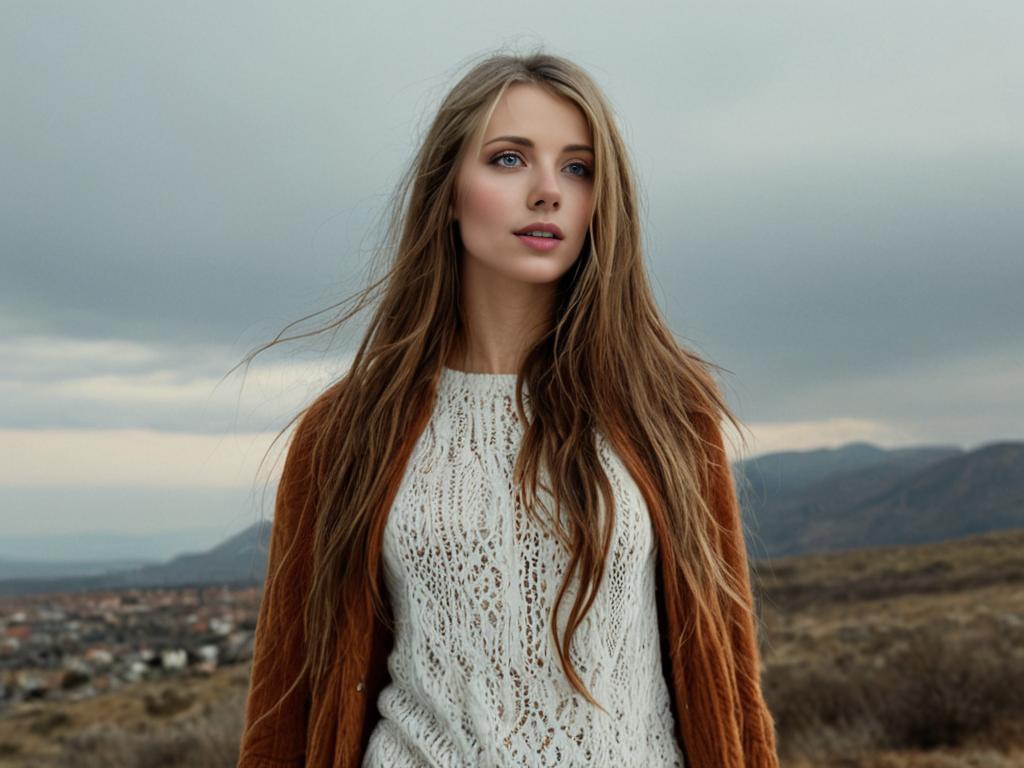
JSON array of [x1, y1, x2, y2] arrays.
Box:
[[501, 258, 577, 284]]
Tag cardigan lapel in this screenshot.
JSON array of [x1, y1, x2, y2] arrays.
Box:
[[327, 586, 395, 767], [329, 378, 435, 767]]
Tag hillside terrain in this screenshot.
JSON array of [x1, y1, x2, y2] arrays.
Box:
[[1, 526, 1022, 766], [755, 526, 1024, 766]]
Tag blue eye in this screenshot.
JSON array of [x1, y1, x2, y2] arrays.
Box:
[[566, 161, 591, 178], [491, 151, 524, 168], [489, 151, 592, 178]]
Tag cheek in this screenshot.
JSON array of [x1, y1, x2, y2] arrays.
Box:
[[459, 173, 514, 226], [566, 190, 593, 247], [573, 186, 594, 223]]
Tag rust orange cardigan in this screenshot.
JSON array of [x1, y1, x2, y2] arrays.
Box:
[[238, 382, 780, 768]]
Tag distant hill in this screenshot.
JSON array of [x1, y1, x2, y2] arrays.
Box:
[[0, 526, 249, 582], [0, 522, 272, 596], [0, 526, 241, 563], [735, 441, 962, 498], [739, 440, 1024, 558], [2, 440, 1022, 595], [0, 557, 156, 581]]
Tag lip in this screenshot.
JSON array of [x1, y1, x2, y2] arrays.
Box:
[[515, 233, 562, 252], [513, 222, 564, 239]]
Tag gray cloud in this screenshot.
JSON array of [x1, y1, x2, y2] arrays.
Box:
[[2, 2, 1022, 535]]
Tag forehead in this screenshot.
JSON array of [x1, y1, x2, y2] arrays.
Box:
[[481, 83, 591, 144]]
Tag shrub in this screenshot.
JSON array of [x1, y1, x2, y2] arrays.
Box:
[[28, 709, 71, 736], [871, 627, 1024, 749], [55, 687, 245, 768], [143, 687, 195, 717], [763, 622, 1024, 760], [762, 660, 883, 760]]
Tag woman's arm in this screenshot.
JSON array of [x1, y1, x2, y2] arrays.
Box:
[[237, 407, 321, 767]]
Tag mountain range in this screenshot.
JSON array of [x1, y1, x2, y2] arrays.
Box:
[[736, 440, 1024, 558], [1, 439, 1021, 595]]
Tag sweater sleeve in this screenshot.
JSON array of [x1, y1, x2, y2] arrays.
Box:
[[702, 413, 780, 766], [237, 407, 321, 768]]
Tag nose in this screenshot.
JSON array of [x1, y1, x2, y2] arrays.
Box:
[[529, 166, 561, 211]]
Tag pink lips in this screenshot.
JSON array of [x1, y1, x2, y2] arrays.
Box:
[[515, 233, 562, 252]]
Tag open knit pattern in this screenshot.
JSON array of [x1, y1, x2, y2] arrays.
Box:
[[237, 367, 780, 768], [361, 367, 684, 767]]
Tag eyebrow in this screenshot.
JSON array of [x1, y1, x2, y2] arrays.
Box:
[[483, 135, 594, 154]]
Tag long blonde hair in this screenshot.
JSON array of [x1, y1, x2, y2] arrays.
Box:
[[233, 47, 756, 717]]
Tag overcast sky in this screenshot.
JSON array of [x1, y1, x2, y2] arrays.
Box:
[[2, 2, 1021, 545]]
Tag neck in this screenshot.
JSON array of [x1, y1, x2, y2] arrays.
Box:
[[451, 253, 555, 374]]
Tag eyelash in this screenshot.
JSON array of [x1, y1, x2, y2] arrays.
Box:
[[488, 150, 592, 179]]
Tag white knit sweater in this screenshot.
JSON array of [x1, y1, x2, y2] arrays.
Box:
[[362, 366, 684, 768]]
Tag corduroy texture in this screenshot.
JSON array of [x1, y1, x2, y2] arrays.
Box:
[[238, 392, 779, 768]]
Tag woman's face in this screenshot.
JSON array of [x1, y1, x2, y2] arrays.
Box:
[[451, 83, 595, 286]]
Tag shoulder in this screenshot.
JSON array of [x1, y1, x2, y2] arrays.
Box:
[[275, 378, 349, 531], [285, 377, 350, 470]]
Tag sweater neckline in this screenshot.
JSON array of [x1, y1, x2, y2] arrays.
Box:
[[439, 365, 521, 397]]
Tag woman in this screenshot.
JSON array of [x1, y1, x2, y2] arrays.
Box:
[[236, 50, 779, 768]]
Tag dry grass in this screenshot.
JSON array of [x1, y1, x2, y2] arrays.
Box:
[[756, 527, 1024, 767], [764, 624, 1024, 765], [51, 687, 244, 768], [0, 666, 250, 768]]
